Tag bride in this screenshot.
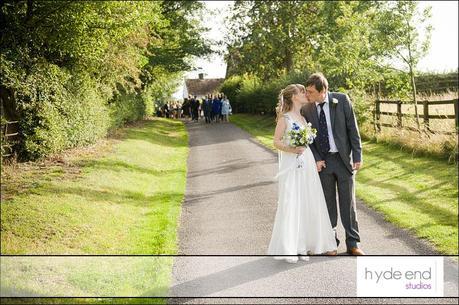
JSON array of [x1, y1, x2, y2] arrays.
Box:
[[268, 84, 337, 263]]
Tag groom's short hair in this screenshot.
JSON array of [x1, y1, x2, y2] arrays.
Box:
[[305, 73, 328, 92]]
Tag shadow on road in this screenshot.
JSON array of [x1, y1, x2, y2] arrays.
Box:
[[165, 256, 341, 300]]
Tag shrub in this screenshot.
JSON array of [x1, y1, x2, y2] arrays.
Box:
[[219, 75, 244, 112], [1, 59, 147, 160], [221, 70, 313, 115]]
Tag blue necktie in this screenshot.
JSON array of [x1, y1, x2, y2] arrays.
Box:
[[318, 102, 330, 155]]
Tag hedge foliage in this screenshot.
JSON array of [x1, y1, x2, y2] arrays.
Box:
[[1, 1, 209, 160]]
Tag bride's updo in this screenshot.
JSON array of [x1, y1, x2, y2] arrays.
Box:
[[276, 84, 306, 121]]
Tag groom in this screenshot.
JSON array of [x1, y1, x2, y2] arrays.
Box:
[[301, 73, 365, 255]]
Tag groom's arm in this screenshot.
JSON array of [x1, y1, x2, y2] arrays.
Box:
[[343, 95, 362, 163], [309, 141, 322, 162]]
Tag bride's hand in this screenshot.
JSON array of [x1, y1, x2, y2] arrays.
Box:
[[293, 146, 305, 155]]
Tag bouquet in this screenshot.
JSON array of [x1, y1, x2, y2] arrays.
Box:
[[287, 122, 317, 168]]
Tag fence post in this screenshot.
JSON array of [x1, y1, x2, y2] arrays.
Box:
[[373, 105, 377, 134], [1, 121, 19, 158], [375, 100, 381, 132], [1, 122, 10, 158], [455, 99, 459, 133], [397, 101, 402, 128], [423, 100, 430, 131]]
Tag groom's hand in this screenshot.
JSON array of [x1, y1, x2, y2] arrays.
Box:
[[353, 162, 362, 171], [316, 161, 326, 172]]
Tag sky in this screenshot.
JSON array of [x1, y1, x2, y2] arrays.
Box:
[[173, 1, 458, 99], [417, 1, 459, 72]]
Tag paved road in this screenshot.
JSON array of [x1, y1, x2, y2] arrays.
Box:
[[168, 120, 458, 303]]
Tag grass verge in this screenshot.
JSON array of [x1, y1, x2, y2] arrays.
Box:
[[1, 117, 188, 303], [230, 113, 458, 256]]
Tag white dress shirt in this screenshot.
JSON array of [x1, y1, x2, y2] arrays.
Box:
[[315, 93, 338, 153]]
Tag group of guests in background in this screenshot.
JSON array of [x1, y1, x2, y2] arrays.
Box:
[[156, 101, 182, 119], [158, 94, 232, 124], [200, 94, 232, 124]]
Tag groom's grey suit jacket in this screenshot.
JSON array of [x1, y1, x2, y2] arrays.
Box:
[[301, 92, 362, 174]]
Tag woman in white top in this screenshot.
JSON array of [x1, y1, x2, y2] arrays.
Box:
[[221, 95, 232, 122]]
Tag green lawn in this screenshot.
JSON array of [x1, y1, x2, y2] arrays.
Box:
[[230, 113, 458, 256], [1, 118, 188, 303]]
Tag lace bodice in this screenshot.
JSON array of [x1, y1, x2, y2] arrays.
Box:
[[282, 112, 307, 145]]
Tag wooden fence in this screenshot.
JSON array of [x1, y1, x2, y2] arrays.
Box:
[[374, 99, 458, 135], [1, 121, 19, 158]]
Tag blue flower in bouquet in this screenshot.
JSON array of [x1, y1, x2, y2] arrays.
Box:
[[286, 122, 317, 168], [287, 122, 317, 147]]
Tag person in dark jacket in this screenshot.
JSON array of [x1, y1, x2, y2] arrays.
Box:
[[212, 95, 222, 123], [162, 103, 169, 118], [203, 95, 213, 124], [191, 95, 200, 122], [182, 98, 190, 120]]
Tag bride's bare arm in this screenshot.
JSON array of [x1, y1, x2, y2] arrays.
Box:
[[273, 116, 303, 154]]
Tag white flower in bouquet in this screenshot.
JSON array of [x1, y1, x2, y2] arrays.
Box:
[[287, 122, 317, 147], [286, 122, 317, 168]]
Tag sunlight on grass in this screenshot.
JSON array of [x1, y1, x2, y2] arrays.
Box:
[[231, 114, 458, 255], [1, 117, 188, 303], [1, 118, 188, 254], [1, 257, 171, 298], [355, 141, 458, 255]]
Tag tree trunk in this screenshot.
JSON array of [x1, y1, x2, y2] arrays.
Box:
[[407, 44, 420, 131], [283, 21, 294, 73], [409, 65, 421, 131], [284, 48, 293, 73]]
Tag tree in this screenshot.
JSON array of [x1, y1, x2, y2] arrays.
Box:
[[141, 1, 212, 89], [308, 1, 390, 89], [0, 0, 212, 160], [224, 1, 319, 80], [223, 0, 433, 126], [224, 1, 402, 90], [376, 1, 432, 130]]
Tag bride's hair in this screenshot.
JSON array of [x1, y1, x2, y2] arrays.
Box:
[[276, 84, 305, 121]]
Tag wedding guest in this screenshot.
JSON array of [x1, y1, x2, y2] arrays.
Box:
[[199, 98, 204, 119], [209, 95, 215, 122], [156, 108, 162, 117], [203, 95, 213, 124], [162, 103, 169, 118], [191, 96, 200, 122], [170, 102, 176, 119], [221, 95, 232, 122], [182, 98, 190, 119], [174, 102, 181, 119], [212, 95, 222, 123]]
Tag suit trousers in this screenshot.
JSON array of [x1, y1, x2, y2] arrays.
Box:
[[319, 152, 360, 249]]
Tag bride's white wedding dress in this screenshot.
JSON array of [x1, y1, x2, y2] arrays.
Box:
[[268, 112, 337, 258]]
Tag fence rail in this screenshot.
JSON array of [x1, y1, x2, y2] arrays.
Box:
[[374, 99, 458, 135]]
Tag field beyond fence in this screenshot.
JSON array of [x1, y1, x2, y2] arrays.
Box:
[[374, 99, 458, 135]]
